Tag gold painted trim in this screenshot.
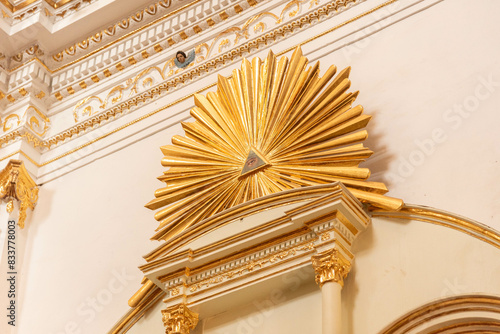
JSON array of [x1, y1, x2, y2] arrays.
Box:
[[372, 205, 500, 251], [428, 322, 500, 334], [379, 295, 500, 334]]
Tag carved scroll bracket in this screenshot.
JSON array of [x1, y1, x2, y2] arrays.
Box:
[[0, 160, 38, 228]]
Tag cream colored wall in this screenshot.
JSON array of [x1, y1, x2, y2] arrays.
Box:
[[14, 0, 500, 333]]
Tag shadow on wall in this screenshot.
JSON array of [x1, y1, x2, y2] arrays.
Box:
[[359, 113, 394, 186]]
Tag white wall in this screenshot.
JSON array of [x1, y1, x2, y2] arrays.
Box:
[[14, 0, 500, 333]]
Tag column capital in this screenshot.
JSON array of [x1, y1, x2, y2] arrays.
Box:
[[161, 303, 199, 334], [311, 248, 351, 288], [0, 159, 38, 228]]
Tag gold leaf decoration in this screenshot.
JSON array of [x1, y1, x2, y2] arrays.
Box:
[[147, 47, 402, 242]]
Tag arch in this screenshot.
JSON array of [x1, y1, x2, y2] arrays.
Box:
[[372, 205, 500, 251], [380, 295, 500, 334]]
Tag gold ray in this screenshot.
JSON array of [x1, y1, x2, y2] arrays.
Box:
[[269, 86, 358, 156], [160, 145, 241, 165], [274, 143, 373, 163], [279, 112, 371, 155], [273, 166, 371, 180], [275, 130, 368, 160], [193, 94, 247, 153], [260, 55, 289, 149], [217, 75, 248, 141]]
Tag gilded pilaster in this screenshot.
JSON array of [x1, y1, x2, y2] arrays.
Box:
[[0, 160, 38, 228], [311, 248, 351, 288], [161, 304, 199, 334]]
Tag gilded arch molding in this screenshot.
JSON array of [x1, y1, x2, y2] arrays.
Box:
[[372, 205, 500, 251], [379, 295, 500, 334]]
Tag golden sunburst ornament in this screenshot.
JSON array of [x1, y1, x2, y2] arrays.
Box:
[[146, 47, 402, 242]]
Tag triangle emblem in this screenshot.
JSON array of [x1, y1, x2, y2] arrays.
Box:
[[240, 148, 270, 177]]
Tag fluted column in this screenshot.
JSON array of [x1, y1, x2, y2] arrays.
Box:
[[162, 303, 199, 334], [312, 248, 352, 334]]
